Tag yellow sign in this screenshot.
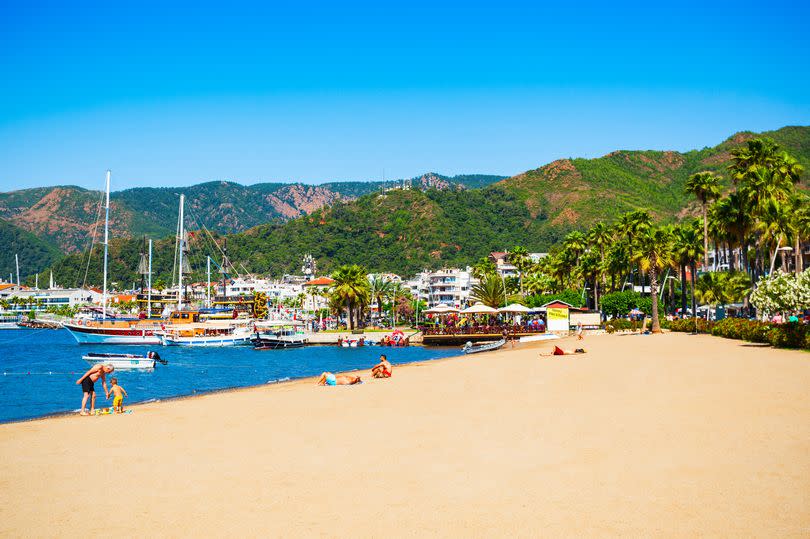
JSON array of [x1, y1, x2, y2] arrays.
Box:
[[547, 307, 568, 320]]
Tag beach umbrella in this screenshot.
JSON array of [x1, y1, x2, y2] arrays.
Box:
[[498, 303, 531, 313], [424, 303, 459, 314], [461, 302, 499, 314], [629, 308, 643, 315]]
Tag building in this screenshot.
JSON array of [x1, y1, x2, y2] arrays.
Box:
[[405, 268, 477, 309], [489, 252, 517, 277], [3, 288, 103, 312], [302, 277, 335, 311]]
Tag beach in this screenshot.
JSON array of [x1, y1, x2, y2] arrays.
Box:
[[1, 332, 809, 537]]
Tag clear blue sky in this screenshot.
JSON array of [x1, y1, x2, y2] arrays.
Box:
[[1, 0, 808, 190]]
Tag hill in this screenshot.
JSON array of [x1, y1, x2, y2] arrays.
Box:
[[0, 173, 505, 255], [35, 126, 810, 285], [0, 218, 63, 280]]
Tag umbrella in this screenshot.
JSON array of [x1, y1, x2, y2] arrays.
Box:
[[461, 302, 499, 314], [629, 308, 643, 315], [424, 303, 459, 314], [498, 303, 531, 313]]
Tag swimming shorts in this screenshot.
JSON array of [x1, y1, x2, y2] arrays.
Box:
[[113, 395, 123, 407], [81, 377, 95, 393], [325, 373, 336, 386]]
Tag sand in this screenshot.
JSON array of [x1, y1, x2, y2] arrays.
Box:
[[1, 332, 809, 538]]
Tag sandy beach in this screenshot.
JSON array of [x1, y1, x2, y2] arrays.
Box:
[[1, 332, 809, 537]]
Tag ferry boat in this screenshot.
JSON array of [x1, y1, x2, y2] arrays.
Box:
[[251, 321, 308, 349], [0, 313, 22, 330], [159, 321, 252, 347]]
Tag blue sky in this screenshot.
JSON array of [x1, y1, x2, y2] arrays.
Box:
[[1, 0, 808, 190]]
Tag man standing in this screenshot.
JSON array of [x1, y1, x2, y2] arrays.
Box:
[[75, 364, 114, 416]]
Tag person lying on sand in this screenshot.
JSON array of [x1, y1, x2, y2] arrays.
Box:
[[371, 354, 392, 378], [540, 345, 587, 356], [317, 372, 362, 386]]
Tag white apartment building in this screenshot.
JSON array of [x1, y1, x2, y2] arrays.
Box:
[[3, 288, 103, 312], [405, 268, 477, 309]]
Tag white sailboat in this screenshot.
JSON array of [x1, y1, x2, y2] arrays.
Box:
[[64, 171, 162, 344]]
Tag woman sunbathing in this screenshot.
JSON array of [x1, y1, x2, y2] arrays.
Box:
[[540, 345, 587, 356], [316, 372, 362, 386]]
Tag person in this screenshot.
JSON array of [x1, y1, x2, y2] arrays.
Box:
[[575, 321, 583, 340], [371, 354, 392, 378], [108, 377, 128, 413], [75, 363, 114, 416], [316, 372, 362, 386], [540, 345, 587, 356]]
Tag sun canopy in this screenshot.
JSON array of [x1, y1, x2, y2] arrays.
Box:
[[424, 303, 459, 314], [461, 302, 499, 314], [498, 303, 531, 313]]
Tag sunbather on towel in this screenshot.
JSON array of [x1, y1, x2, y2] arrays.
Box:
[[540, 345, 586, 356], [317, 372, 362, 386]]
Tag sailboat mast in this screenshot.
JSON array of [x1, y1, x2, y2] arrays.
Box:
[[147, 239, 152, 317], [206, 255, 211, 308], [101, 170, 111, 320], [178, 194, 185, 310]]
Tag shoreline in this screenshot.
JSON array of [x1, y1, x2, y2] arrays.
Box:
[[2, 332, 808, 537]]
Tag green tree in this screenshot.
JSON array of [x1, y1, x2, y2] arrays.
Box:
[[471, 274, 506, 308], [330, 264, 370, 330], [509, 246, 530, 296], [635, 226, 673, 333], [685, 171, 722, 270]]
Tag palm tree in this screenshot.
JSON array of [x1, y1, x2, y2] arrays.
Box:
[[587, 222, 613, 309], [330, 264, 370, 330], [686, 171, 722, 270], [509, 246, 531, 295], [672, 222, 703, 318], [470, 274, 506, 308], [471, 257, 497, 280], [635, 226, 673, 333], [368, 275, 393, 321]]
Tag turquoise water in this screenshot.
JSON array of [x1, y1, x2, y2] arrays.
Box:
[[0, 329, 458, 423]]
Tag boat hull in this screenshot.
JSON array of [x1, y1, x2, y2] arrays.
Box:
[[83, 355, 156, 370], [64, 324, 162, 345], [251, 338, 307, 350], [161, 335, 251, 347], [0, 321, 19, 330]]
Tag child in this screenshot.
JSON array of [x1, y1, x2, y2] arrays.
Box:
[[108, 378, 128, 413]]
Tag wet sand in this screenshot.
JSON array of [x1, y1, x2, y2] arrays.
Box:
[[1, 332, 808, 537]]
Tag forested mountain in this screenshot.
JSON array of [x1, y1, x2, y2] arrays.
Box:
[[0, 173, 505, 254], [0, 218, 63, 279], [23, 126, 810, 286]]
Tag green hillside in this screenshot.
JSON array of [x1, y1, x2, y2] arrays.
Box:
[[37, 125, 810, 286], [0, 218, 63, 280]]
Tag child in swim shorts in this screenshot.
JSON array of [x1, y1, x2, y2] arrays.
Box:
[[108, 378, 128, 413]]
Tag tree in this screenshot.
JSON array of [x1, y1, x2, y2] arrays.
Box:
[[368, 275, 393, 321], [509, 246, 530, 296], [672, 222, 703, 317], [471, 274, 506, 308], [635, 226, 673, 333], [695, 271, 751, 316], [330, 264, 370, 330], [685, 171, 722, 270], [750, 270, 806, 317]]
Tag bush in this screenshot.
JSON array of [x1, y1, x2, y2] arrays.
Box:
[[603, 318, 637, 332], [669, 318, 714, 333], [767, 322, 809, 349], [600, 291, 652, 318]]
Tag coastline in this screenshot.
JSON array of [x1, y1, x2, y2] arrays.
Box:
[[2, 332, 808, 537]]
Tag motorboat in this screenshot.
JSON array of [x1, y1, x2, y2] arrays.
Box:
[[461, 339, 506, 354], [252, 321, 308, 350], [82, 351, 167, 370]]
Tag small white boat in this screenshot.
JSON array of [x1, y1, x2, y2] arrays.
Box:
[[518, 333, 560, 343], [461, 339, 506, 354], [82, 351, 166, 370]]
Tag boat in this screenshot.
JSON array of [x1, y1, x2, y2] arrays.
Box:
[[82, 351, 167, 370], [0, 313, 22, 329], [251, 321, 308, 349], [461, 339, 506, 354], [159, 320, 252, 347], [18, 318, 63, 329]]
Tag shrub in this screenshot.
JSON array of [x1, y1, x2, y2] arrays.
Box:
[[669, 318, 714, 333], [767, 322, 809, 349], [602, 318, 637, 332], [600, 291, 652, 318]]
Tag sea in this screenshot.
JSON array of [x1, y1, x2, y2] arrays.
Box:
[[0, 328, 458, 423]]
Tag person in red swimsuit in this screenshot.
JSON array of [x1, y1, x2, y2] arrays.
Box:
[[371, 354, 392, 378]]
